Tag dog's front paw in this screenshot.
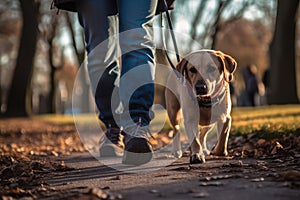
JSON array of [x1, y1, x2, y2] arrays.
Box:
[[172, 150, 183, 158], [210, 150, 228, 156], [189, 154, 205, 164], [203, 149, 210, 156]]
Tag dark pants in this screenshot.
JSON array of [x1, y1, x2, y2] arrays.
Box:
[[77, 0, 157, 128]]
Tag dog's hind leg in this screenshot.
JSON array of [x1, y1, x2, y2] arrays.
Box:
[[199, 126, 214, 155], [165, 88, 182, 158], [170, 124, 182, 158]]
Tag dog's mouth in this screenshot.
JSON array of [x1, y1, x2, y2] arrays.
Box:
[[195, 80, 226, 107], [196, 95, 212, 104], [195, 82, 213, 107]]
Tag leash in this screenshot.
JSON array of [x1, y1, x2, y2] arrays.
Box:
[[160, 0, 181, 77], [160, 1, 226, 108]]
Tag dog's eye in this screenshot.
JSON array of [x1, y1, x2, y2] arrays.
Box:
[[207, 66, 217, 74], [189, 67, 198, 74]]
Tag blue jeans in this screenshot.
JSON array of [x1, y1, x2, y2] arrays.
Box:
[[77, 0, 157, 128]]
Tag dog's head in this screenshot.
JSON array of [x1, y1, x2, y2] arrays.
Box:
[[176, 50, 237, 97]]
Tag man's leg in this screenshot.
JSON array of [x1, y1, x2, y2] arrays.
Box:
[[117, 0, 158, 165], [77, 0, 123, 156]]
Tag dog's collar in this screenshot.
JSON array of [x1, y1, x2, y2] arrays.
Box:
[[196, 80, 226, 108]]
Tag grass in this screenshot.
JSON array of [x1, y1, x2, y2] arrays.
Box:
[[231, 105, 300, 137], [37, 104, 300, 138]]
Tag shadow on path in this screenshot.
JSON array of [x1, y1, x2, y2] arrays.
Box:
[[47, 152, 189, 186]]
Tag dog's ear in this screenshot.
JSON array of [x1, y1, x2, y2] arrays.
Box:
[[174, 58, 192, 85], [176, 58, 189, 75], [176, 58, 191, 83], [217, 52, 237, 82]]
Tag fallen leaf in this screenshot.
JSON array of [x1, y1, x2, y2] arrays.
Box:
[[191, 191, 209, 198], [223, 160, 245, 167], [201, 174, 240, 181], [199, 181, 223, 186], [149, 189, 159, 193], [271, 141, 284, 155], [251, 177, 265, 182], [256, 139, 266, 146], [278, 170, 300, 181], [89, 188, 108, 199], [1, 196, 14, 200], [51, 151, 59, 157]]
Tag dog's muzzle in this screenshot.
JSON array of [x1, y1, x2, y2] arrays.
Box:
[[196, 79, 226, 108], [195, 80, 208, 95]]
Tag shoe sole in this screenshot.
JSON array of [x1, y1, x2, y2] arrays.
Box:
[[122, 138, 153, 165], [100, 144, 123, 157]]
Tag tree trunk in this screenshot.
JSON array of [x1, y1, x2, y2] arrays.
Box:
[[47, 15, 60, 114], [5, 0, 40, 117], [268, 0, 299, 104], [48, 43, 57, 114], [210, 0, 227, 49], [65, 12, 90, 113]]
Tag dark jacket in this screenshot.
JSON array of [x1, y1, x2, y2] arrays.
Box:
[[53, 0, 175, 15], [53, 0, 77, 12]]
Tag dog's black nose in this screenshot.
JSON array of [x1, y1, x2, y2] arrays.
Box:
[[195, 80, 208, 95]]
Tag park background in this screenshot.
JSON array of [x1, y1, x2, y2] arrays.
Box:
[[0, 0, 299, 117], [1, 1, 300, 199]]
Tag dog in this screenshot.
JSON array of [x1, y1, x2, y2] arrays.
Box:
[[165, 50, 237, 164]]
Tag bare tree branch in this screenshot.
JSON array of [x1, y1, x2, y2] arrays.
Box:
[[190, 0, 207, 41]]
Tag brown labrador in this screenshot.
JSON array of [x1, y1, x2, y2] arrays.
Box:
[[165, 50, 237, 164]]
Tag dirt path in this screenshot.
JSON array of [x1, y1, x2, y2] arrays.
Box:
[[1, 117, 300, 199], [46, 152, 300, 200]]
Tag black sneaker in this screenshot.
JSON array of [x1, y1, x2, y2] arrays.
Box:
[[99, 126, 124, 157], [121, 123, 153, 165]]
